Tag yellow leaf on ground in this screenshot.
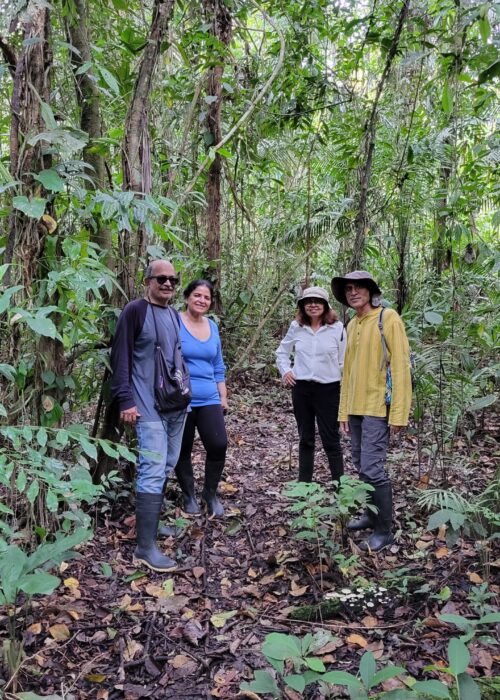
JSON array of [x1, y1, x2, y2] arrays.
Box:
[[347, 633, 368, 648], [210, 610, 238, 628], [49, 623, 70, 641], [27, 623, 42, 634], [362, 615, 379, 628], [469, 572, 483, 584], [435, 546, 449, 559], [415, 540, 433, 550], [145, 584, 166, 598], [219, 481, 237, 493], [64, 577, 80, 589], [68, 610, 80, 620], [85, 674, 106, 683]]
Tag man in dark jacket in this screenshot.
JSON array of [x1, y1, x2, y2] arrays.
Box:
[[111, 260, 187, 572]]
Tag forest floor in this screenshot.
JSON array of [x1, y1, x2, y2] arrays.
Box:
[[2, 377, 499, 700]]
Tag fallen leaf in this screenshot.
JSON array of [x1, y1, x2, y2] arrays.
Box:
[[219, 482, 238, 494], [68, 610, 80, 620], [192, 567, 205, 579], [289, 580, 308, 597], [86, 674, 106, 683], [49, 623, 70, 641], [469, 572, 483, 584], [170, 654, 191, 668], [27, 623, 42, 634], [183, 619, 206, 645], [210, 610, 238, 628], [435, 546, 449, 559], [42, 214, 57, 233], [415, 540, 433, 550], [362, 615, 379, 628], [63, 577, 80, 589], [347, 633, 368, 648], [123, 639, 143, 662]]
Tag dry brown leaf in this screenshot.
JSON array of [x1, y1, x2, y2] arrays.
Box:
[[49, 623, 70, 641], [96, 690, 109, 700], [219, 482, 237, 494], [247, 568, 258, 579], [170, 654, 191, 668], [192, 567, 205, 579], [123, 639, 143, 662], [68, 610, 80, 620], [27, 623, 42, 634], [468, 572, 483, 584], [437, 524, 447, 540], [415, 540, 433, 550], [183, 619, 206, 646], [59, 562, 69, 573], [435, 546, 449, 559], [362, 615, 379, 628], [346, 633, 368, 648], [145, 584, 167, 598], [289, 581, 308, 597]]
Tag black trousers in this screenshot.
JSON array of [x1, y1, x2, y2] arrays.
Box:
[[178, 404, 227, 464], [291, 380, 343, 483]]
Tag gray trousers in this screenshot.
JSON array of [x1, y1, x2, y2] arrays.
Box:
[[349, 415, 390, 485]]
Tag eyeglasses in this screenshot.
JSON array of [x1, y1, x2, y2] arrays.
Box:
[[304, 298, 325, 305], [148, 275, 179, 286]]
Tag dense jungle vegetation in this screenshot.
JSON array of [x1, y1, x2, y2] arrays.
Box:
[[0, 0, 498, 698]]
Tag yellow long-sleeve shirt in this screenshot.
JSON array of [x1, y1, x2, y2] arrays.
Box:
[[338, 307, 412, 426]]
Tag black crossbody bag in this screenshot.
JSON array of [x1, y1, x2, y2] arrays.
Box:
[[150, 304, 191, 413]]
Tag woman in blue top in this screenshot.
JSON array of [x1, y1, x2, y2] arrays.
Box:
[[175, 280, 228, 517]]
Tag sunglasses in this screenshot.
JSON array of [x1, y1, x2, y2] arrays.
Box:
[[304, 298, 325, 305], [148, 275, 179, 286]]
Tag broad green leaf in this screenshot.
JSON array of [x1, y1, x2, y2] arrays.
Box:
[[13, 196, 47, 219], [478, 612, 500, 624], [99, 440, 120, 458], [359, 650, 376, 688], [447, 638, 469, 675], [16, 694, 64, 700], [98, 66, 120, 95], [18, 571, 60, 596], [285, 673, 306, 692], [36, 427, 48, 447], [46, 489, 59, 512], [79, 438, 98, 461], [0, 286, 24, 314], [0, 546, 28, 603], [24, 315, 58, 339], [456, 673, 480, 700], [34, 169, 65, 193], [240, 670, 280, 698], [478, 16, 490, 42], [305, 656, 325, 672], [372, 665, 406, 686], [468, 394, 497, 412], [16, 468, 27, 493], [40, 101, 58, 130], [28, 528, 91, 571], [424, 310, 443, 325], [439, 614, 472, 630], [26, 479, 40, 504], [411, 681, 450, 698], [321, 670, 362, 688], [262, 632, 302, 660]]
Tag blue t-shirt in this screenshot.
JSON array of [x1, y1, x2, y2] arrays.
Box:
[[179, 317, 226, 407]]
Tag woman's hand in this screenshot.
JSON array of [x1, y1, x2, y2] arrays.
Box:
[[220, 396, 229, 411], [283, 371, 296, 387]]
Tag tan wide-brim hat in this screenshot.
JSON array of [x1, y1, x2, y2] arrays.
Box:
[[297, 286, 331, 308], [331, 271, 381, 306]]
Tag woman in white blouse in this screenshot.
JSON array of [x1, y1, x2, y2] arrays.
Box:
[[276, 286, 346, 484]]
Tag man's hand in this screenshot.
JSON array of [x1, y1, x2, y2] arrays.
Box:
[[390, 425, 404, 436], [283, 371, 296, 387], [340, 421, 350, 435], [120, 406, 141, 425]]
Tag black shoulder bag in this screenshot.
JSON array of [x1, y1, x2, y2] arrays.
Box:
[[150, 304, 191, 413]]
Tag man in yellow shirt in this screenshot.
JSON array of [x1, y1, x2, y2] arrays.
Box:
[[331, 271, 412, 552]]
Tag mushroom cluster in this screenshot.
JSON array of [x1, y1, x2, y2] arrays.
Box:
[[325, 586, 390, 614]]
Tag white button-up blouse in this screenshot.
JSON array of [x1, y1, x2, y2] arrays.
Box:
[[275, 320, 346, 383]]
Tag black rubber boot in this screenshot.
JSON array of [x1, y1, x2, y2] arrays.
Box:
[[359, 483, 395, 552], [298, 448, 314, 482], [201, 460, 225, 517], [175, 460, 201, 515], [133, 492, 177, 572], [347, 510, 376, 531], [326, 452, 344, 486]]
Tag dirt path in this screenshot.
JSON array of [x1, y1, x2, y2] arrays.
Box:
[[3, 381, 499, 699]]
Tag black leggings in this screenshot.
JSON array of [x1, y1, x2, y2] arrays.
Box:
[[178, 404, 227, 463]]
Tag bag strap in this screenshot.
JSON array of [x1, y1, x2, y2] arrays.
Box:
[[149, 301, 182, 348], [378, 308, 390, 370]]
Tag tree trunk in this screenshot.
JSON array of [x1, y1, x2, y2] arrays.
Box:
[[120, 0, 176, 302], [4, 7, 52, 288], [351, 0, 411, 269], [65, 0, 112, 258], [202, 0, 232, 314]]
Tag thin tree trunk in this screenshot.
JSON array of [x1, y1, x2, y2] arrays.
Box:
[[65, 0, 112, 258], [202, 0, 232, 314], [119, 0, 176, 301], [351, 0, 411, 269]]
